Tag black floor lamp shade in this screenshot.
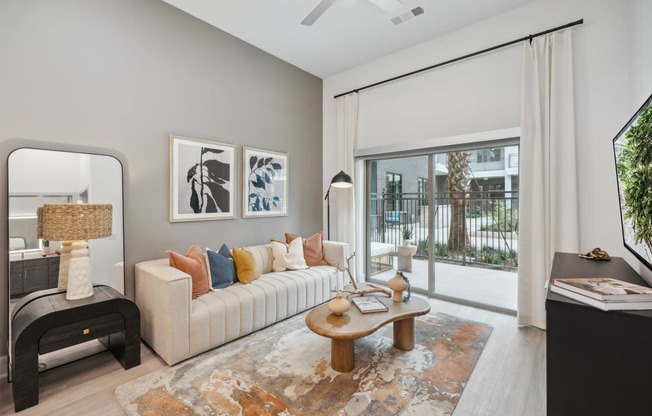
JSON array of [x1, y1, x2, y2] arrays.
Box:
[[330, 170, 353, 188], [325, 171, 353, 240]]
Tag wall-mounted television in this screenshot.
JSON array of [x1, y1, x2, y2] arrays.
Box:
[[613, 92, 652, 274]]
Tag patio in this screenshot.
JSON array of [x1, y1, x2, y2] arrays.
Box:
[[369, 256, 517, 311]]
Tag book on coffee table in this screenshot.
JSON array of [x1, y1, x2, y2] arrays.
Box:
[[351, 296, 389, 313]]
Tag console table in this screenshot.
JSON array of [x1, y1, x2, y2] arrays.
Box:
[[547, 252, 652, 416], [11, 285, 140, 412]]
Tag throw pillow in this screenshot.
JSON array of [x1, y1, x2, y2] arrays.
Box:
[[166, 244, 210, 299], [271, 237, 309, 272], [206, 245, 235, 289], [285, 232, 328, 266], [232, 246, 261, 284], [218, 243, 239, 284]]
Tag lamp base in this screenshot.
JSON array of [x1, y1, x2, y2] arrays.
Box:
[[66, 240, 94, 300], [57, 241, 73, 291]]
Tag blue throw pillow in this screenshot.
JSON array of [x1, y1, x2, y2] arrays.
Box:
[[218, 243, 239, 284], [206, 244, 236, 289]]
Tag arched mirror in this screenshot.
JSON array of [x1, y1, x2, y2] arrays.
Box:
[[7, 148, 124, 376]]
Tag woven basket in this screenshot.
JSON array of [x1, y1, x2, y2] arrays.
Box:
[[38, 204, 113, 241]]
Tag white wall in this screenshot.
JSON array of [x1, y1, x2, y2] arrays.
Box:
[[8, 149, 88, 194], [88, 156, 124, 291], [324, 0, 652, 276]]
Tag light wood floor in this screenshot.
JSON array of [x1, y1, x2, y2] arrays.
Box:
[[0, 296, 546, 415]]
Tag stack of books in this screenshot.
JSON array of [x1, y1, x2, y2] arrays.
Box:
[[351, 296, 389, 313], [550, 277, 652, 311]]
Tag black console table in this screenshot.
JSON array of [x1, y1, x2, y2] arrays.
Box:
[[11, 285, 140, 412], [547, 252, 652, 416]]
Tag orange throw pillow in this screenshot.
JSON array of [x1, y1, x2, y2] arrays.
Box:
[[232, 246, 261, 284], [166, 244, 210, 299], [285, 232, 328, 267]]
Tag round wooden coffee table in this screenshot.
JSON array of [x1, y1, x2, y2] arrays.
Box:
[[305, 294, 430, 372]]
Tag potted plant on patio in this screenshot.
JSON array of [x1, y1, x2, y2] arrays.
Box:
[[402, 226, 413, 246]]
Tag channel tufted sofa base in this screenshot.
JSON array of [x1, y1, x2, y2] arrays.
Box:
[[135, 241, 349, 365]]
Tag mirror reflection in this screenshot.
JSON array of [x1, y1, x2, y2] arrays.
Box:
[[8, 148, 124, 299]]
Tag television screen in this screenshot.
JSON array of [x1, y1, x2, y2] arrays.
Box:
[[613, 93, 652, 272]]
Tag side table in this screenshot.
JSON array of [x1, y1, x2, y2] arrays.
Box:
[[11, 285, 140, 412], [397, 245, 418, 272]]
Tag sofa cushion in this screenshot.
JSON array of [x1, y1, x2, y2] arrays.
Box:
[[166, 244, 210, 299], [206, 245, 235, 289], [232, 246, 261, 284], [270, 238, 308, 272], [286, 232, 328, 266]]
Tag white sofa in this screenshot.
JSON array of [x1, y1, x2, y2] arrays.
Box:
[[135, 241, 349, 365]]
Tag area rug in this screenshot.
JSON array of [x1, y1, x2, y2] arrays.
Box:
[[115, 311, 492, 416]]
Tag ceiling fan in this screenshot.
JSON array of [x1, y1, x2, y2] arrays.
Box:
[[301, 0, 405, 26]]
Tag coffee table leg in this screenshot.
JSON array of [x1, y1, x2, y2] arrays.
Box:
[[393, 317, 415, 351], [331, 339, 355, 372]]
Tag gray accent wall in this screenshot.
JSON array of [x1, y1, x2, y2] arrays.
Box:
[[0, 0, 323, 355]]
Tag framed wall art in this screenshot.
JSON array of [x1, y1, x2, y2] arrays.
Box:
[[242, 147, 288, 218], [170, 135, 236, 222]]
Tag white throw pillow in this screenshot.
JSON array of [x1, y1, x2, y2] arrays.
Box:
[[271, 237, 308, 272]]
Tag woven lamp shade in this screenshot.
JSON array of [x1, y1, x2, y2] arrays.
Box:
[[38, 204, 113, 241]]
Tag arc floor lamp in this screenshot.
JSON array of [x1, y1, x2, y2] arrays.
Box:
[[324, 170, 353, 240]]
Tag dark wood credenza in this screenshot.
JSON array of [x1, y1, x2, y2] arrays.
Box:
[[547, 252, 652, 416], [11, 285, 140, 412], [10, 256, 60, 296]]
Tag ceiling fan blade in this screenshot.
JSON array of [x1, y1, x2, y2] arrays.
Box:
[[368, 0, 404, 14], [301, 0, 338, 26]]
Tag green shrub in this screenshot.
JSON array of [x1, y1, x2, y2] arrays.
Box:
[[417, 238, 428, 256], [435, 242, 448, 257], [479, 202, 519, 233]]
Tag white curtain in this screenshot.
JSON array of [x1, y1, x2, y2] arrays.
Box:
[[333, 93, 359, 251], [518, 30, 579, 329]]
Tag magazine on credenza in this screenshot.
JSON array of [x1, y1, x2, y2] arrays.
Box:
[[551, 277, 652, 302], [549, 284, 652, 311]]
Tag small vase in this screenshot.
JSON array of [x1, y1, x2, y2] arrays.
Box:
[[403, 239, 411, 246], [388, 272, 408, 302], [328, 292, 351, 315]]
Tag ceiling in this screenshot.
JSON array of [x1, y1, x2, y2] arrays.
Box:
[[161, 0, 537, 78]]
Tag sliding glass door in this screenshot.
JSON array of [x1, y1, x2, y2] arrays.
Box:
[[365, 143, 518, 313]]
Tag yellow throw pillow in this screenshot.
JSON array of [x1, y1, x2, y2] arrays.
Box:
[[232, 246, 261, 284]]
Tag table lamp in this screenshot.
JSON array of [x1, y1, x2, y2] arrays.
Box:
[[38, 203, 112, 300]]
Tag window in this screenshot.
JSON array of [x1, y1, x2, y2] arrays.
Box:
[[477, 148, 502, 163], [386, 172, 402, 211], [417, 177, 428, 206]]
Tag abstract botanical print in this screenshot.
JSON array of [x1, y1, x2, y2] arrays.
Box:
[[170, 136, 235, 221], [243, 147, 288, 218]]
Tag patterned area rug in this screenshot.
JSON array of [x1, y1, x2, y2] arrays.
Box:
[[115, 310, 492, 416]]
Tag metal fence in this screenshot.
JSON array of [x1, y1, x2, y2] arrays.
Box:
[[370, 191, 519, 270]]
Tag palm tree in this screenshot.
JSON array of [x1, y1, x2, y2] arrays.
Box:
[[447, 151, 472, 252]]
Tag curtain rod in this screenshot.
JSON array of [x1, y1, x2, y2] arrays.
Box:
[[334, 18, 583, 99]]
